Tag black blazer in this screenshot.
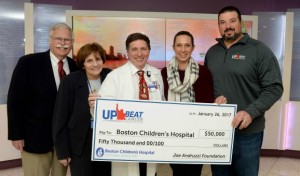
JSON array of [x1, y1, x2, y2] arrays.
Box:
[[7, 50, 79, 153], [52, 68, 111, 159]]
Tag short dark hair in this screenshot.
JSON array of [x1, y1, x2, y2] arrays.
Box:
[[76, 42, 106, 68], [125, 33, 151, 50], [173, 31, 194, 47], [218, 6, 242, 22]]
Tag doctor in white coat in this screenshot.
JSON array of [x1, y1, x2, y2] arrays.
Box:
[[99, 33, 164, 101], [89, 32, 164, 176]]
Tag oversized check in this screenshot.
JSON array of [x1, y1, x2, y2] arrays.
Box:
[[92, 98, 236, 164]]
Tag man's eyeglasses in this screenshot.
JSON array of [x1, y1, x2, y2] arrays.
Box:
[[52, 37, 72, 43]]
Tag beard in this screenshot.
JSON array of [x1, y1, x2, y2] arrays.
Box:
[[222, 28, 242, 42]]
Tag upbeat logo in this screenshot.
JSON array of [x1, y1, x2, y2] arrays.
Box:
[[116, 103, 126, 120], [102, 103, 144, 122], [232, 53, 246, 60]]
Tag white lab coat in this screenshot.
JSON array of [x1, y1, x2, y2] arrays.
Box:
[[98, 61, 164, 176], [99, 61, 165, 101]]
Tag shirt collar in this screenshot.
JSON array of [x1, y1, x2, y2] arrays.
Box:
[[128, 61, 149, 76], [50, 51, 66, 65], [216, 33, 249, 46]]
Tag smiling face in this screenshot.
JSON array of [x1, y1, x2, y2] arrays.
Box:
[[127, 39, 150, 70], [173, 34, 194, 66], [49, 27, 73, 60], [218, 10, 243, 44], [83, 52, 103, 80]]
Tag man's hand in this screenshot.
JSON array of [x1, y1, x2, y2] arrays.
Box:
[[232, 111, 253, 130], [12, 140, 24, 151]]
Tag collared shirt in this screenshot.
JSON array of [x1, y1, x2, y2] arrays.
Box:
[[50, 51, 70, 89], [99, 61, 165, 101], [205, 33, 283, 134], [127, 62, 152, 99]]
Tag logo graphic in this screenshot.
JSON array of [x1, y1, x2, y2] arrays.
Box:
[[116, 103, 126, 120], [232, 53, 246, 60], [96, 147, 104, 158], [102, 103, 144, 122]]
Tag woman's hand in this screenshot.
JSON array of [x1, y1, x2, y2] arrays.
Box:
[[88, 91, 100, 108], [214, 95, 227, 104], [89, 92, 100, 117], [59, 158, 71, 167]]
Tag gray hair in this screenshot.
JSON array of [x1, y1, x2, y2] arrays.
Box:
[[49, 23, 73, 39]]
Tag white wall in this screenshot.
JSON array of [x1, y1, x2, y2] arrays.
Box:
[[0, 105, 21, 162], [285, 101, 300, 150], [262, 101, 283, 149]]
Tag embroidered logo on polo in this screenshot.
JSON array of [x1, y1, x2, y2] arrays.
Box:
[[232, 53, 246, 60]]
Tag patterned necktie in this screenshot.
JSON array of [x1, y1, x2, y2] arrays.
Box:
[[137, 70, 149, 100], [58, 60, 66, 80]]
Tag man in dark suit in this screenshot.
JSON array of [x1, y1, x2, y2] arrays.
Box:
[[7, 23, 79, 176]]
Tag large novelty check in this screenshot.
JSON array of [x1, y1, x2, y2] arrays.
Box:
[[92, 98, 236, 164]]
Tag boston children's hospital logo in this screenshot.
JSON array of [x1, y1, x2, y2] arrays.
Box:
[[102, 103, 144, 122]]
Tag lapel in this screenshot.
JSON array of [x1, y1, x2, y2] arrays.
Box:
[[76, 70, 90, 104], [66, 56, 79, 72], [42, 50, 57, 93], [42, 51, 79, 93]]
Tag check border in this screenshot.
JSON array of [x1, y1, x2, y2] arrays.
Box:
[[92, 98, 236, 164]]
